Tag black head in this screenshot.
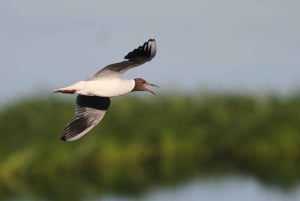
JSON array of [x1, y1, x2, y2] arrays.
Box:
[[132, 78, 159, 95]]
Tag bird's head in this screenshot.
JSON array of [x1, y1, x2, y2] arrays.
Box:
[[132, 78, 159, 95]]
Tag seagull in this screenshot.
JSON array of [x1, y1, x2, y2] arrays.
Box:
[[54, 39, 158, 141]]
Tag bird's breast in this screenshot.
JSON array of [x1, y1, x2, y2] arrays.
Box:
[[75, 79, 135, 97]]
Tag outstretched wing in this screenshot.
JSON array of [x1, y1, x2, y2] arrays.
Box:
[[91, 39, 156, 79], [61, 95, 111, 141]]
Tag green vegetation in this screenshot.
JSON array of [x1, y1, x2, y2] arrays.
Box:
[[0, 92, 300, 199]]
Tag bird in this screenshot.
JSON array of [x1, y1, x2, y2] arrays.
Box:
[[54, 39, 158, 141]]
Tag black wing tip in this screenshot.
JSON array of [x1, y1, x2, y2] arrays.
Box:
[[124, 38, 157, 61], [61, 136, 67, 141], [148, 38, 155, 42]]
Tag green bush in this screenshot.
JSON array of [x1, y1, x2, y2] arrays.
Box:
[[1, 92, 300, 197]]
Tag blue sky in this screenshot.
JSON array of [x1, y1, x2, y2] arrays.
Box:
[[1, 0, 300, 101]]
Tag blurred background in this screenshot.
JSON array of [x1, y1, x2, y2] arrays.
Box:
[[1, 0, 300, 200]]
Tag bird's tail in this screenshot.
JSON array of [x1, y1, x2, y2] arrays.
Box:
[[53, 88, 76, 94]]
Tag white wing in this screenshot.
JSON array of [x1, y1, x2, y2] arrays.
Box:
[[61, 95, 110, 141], [91, 39, 157, 79]]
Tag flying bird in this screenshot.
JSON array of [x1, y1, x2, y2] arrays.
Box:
[[54, 39, 158, 141]]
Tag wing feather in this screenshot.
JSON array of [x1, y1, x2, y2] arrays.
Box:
[[61, 95, 110, 141], [91, 39, 156, 79]]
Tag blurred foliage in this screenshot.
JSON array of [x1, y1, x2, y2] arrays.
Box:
[[0, 93, 300, 200]]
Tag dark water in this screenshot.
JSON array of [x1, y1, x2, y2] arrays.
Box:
[[95, 176, 300, 201], [5, 175, 300, 201]]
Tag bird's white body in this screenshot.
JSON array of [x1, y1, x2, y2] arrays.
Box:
[[57, 78, 135, 97], [56, 39, 157, 141]]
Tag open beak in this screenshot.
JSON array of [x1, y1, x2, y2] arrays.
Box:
[[145, 82, 159, 95]]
